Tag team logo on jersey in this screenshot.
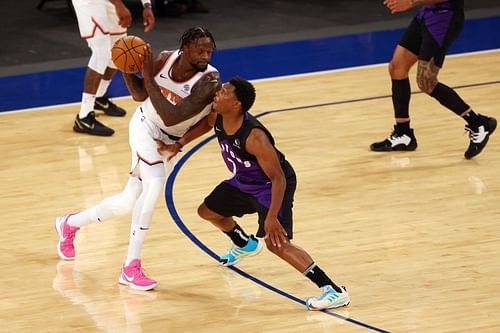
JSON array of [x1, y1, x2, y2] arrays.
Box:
[[233, 139, 241, 148], [182, 84, 191, 92]]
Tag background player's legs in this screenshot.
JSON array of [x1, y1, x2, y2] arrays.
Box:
[[419, 57, 497, 159], [370, 45, 418, 151], [93, 30, 127, 117]]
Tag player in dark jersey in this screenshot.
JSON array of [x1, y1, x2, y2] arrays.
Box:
[[156, 77, 350, 310], [371, 0, 496, 159]]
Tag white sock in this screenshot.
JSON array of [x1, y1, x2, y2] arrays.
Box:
[[125, 224, 148, 265], [79, 92, 96, 119], [96, 79, 111, 98], [124, 170, 165, 265], [67, 207, 99, 228]]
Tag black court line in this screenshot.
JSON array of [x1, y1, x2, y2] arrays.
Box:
[[258, 79, 500, 115]]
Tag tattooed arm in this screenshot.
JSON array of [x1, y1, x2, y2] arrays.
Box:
[[141, 44, 221, 126], [123, 51, 170, 102], [383, 0, 448, 14]]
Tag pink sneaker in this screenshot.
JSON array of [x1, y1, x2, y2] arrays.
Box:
[[119, 259, 157, 291], [55, 214, 80, 260]]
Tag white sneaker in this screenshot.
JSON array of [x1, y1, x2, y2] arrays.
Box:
[[305, 285, 350, 310]]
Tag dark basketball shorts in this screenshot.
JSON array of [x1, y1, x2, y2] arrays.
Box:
[[399, 9, 464, 67], [204, 161, 297, 239]]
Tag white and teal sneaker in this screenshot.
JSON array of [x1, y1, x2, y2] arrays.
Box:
[[305, 285, 350, 310], [219, 235, 263, 266]]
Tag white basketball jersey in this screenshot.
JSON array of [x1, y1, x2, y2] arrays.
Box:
[[141, 50, 217, 138]]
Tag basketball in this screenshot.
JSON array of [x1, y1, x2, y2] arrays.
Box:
[[112, 36, 146, 73]]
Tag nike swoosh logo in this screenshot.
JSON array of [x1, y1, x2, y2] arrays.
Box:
[[78, 118, 95, 129], [122, 272, 135, 282], [159, 73, 168, 79], [95, 100, 109, 109]]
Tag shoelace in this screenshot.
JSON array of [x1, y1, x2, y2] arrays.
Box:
[[228, 246, 245, 257], [389, 130, 404, 140], [464, 125, 483, 143], [128, 263, 147, 279], [61, 228, 77, 250]]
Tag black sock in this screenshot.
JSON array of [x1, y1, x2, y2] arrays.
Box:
[[462, 110, 482, 127], [304, 262, 342, 293], [430, 82, 470, 116], [396, 121, 411, 134], [392, 78, 411, 119], [223, 223, 249, 248]]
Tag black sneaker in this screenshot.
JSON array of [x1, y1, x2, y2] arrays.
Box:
[[370, 126, 418, 152], [464, 115, 496, 159], [94, 96, 126, 117], [73, 112, 115, 136]]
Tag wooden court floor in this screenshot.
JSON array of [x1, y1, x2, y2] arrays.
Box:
[[1, 50, 499, 333]]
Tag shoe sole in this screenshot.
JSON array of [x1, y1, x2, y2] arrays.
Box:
[[305, 297, 350, 311], [118, 276, 157, 291], [221, 239, 264, 267], [95, 109, 127, 117], [73, 125, 114, 137], [370, 143, 417, 152], [55, 215, 75, 261]]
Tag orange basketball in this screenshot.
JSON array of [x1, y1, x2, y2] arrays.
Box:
[[112, 36, 146, 73]]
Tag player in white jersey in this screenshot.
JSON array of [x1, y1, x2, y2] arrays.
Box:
[[72, 0, 155, 136], [55, 27, 221, 291]]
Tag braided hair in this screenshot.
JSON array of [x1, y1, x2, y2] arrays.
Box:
[[179, 27, 216, 50]]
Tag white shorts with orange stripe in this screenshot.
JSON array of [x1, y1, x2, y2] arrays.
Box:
[[72, 0, 126, 40], [128, 106, 183, 179]]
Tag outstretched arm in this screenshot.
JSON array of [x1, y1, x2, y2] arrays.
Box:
[[141, 44, 221, 126], [156, 110, 216, 160], [384, 0, 448, 14]]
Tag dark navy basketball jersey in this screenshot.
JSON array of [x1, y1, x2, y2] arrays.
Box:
[[214, 112, 286, 200]]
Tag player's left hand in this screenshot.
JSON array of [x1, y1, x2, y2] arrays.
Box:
[[142, 7, 155, 32], [155, 139, 182, 161], [264, 217, 288, 248], [383, 0, 413, 14]]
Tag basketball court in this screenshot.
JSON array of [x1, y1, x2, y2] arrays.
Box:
[[1, 49, 500, 332]]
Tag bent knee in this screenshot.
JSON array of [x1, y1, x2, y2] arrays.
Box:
[[197, 203, 213, 220], [265, 239, 286, 256], [388, 60, 410, 79], [416, 73, 437, 94]]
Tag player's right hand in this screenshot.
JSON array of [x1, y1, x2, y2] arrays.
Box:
[[114, 0, 132, 28]]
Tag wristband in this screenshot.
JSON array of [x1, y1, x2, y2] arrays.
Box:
[[141, 0, 152, 8]]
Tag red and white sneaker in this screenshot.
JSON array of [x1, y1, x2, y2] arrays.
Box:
[[119, 259, 157, 291], [55, 214, 80, 260]]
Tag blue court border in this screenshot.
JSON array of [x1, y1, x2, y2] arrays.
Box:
[[164, 77, 500, 332]]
